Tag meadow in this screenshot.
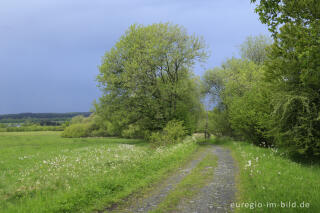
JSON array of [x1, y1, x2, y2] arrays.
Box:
[[1, 131, 319, 213], [0, 131, 198, 212]]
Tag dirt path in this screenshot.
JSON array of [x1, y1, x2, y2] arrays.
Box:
[[177, 147, 237, 213], [108, 145, 236, 213]]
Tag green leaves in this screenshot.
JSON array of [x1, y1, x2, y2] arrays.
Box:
[[203, 35, 274, 145], [251, 0, 320, 36], [96, 23, 207, 137], [248, 1, 320, 156]]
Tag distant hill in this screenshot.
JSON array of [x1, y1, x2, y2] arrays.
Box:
[[0, 112, 91, 123]]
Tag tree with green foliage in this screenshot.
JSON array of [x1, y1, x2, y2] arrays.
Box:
[[251, 0, 320, 156], [202, 35, 273, 144], [96, 23, 208, 138], [251, 0, 320, 36], [207, 108, 233, 137], [240, 35, 272, 64]]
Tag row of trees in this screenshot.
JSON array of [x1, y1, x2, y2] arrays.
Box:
[[203, 0, 320, 157]]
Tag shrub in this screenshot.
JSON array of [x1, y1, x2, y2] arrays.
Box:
[[149, 120, 187, 146], [121, 124, 141, 138], [270, 94, 320, 156], [121, 124, 150, 139], [163, 120, 186, 144], [90, 128, 109, 137], [61, 123, 92, 138], [61, 114, 117, 138], [149, 132, 163, 146]]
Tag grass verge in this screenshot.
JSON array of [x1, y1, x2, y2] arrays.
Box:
[[209, 137, 320, 213]]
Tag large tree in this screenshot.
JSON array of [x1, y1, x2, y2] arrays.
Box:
[[96, 23, 207, 137], [251, 0, 320, 156]]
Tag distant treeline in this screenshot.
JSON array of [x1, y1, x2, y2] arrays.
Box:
[[0, 125, 64, 132], [0, 112, 91, 124]]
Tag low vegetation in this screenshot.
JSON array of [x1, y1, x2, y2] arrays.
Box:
[[0, 125, 64, 132], [0, 131, 198, 212], [61, 115, 112, 138], [210, 137, 320, 212], [148, 120, 187, 146]]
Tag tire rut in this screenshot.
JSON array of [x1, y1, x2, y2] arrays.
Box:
[[108, 146, 236, 213], [109, 147, 215, 213], [177, 147, 237, 213]]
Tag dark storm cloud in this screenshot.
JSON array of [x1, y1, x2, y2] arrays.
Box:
[[0, 0, 269, 114]]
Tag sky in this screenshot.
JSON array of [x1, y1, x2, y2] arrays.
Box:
[[0, 0, 270, 114]]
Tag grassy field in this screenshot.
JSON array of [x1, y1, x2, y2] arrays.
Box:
[[211, 138, 320, 213], [2, 132, 319, 212], [0, 131, 198, 212]]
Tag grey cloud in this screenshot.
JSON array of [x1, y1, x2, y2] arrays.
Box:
[[0, 0, 269, 114]]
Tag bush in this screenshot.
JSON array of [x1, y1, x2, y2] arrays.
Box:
[[121, 124, 150, 139], [90, 128, 109, 137], [270, 94, 320, 156], [163, 120, 187, 144], [61, 123, 92, 138], [149, 132, 163, 146], [61, 114, 118, 138], [121, 124, 141, 138], [149, 120, 187, 146]]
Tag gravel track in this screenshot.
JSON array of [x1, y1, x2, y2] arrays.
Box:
[[177, 147, 237, 213], [108, 146, 236, 213]]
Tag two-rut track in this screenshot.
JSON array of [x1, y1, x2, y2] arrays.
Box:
[[106, 145, 236, 213]]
